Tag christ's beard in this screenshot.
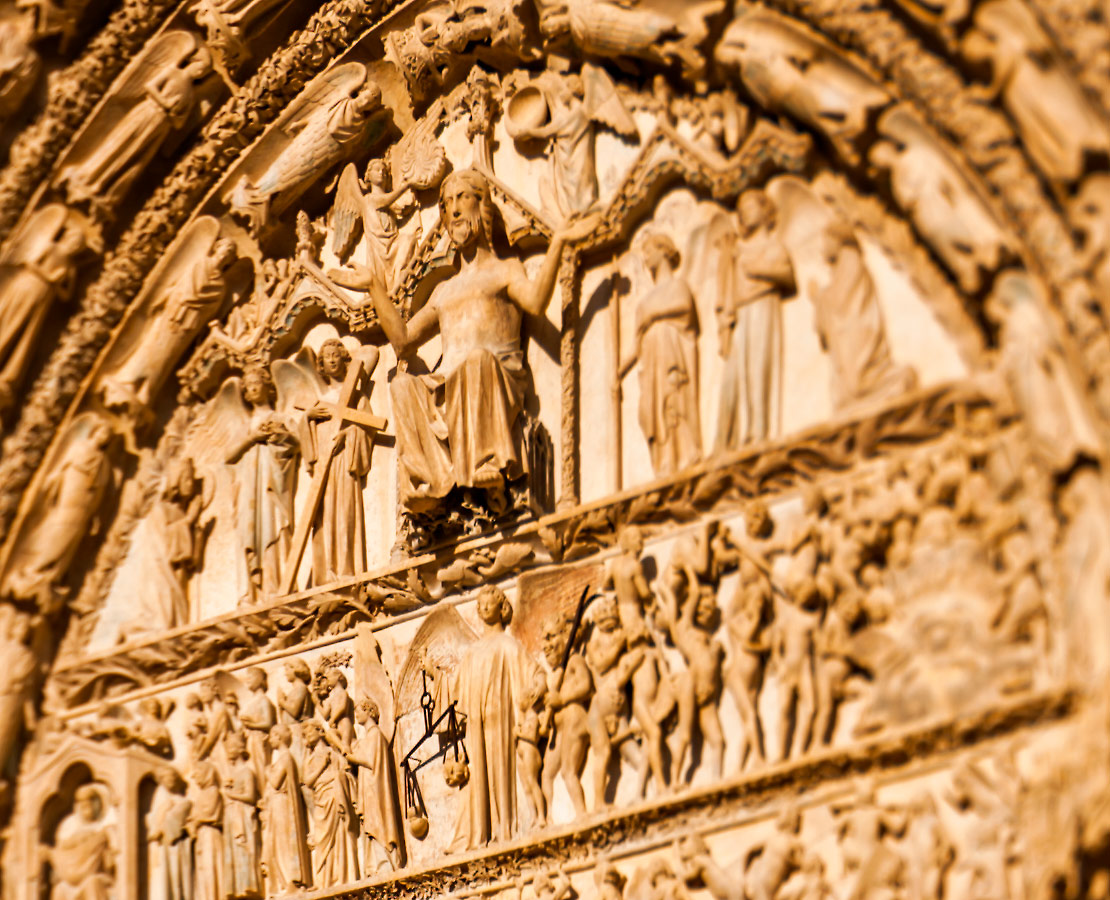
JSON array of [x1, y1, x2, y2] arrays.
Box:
[[449, 217, 479, 249]]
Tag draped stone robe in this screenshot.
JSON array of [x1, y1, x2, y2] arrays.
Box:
[[450, 626, 538, 850], [301, 376, 372, 582], [391, 259, 529, 509]]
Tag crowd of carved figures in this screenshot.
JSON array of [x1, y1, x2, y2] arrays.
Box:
[[25, 421, 1058, 898], [554, 759, 1030, 900], [38, 733, 1054, 900], [59, 658, 407, 897], [3, 0, 1110, 897], [3, 0, 1103, 624]]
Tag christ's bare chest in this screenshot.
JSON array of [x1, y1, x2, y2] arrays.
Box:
[[433, 264, 522, 355]]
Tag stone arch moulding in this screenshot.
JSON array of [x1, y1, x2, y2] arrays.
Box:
[[1, 1, 1110, 900]]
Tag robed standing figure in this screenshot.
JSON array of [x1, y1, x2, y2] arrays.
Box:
[[449, 586, 540, 850]]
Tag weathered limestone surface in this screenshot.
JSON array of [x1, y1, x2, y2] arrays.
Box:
[[0, 1, 1110, 899]]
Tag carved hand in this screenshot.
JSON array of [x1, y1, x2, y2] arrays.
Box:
[[557, 210, 604, 245]]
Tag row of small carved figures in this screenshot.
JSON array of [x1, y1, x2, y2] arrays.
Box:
[[41, 749, 1030, 900], [76, 430, 1050, 796], [517, 763, 1026, 900], [71, 494, 1047, 887]]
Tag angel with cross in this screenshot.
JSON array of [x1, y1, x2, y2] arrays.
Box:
[[298, 339, 386, 584]]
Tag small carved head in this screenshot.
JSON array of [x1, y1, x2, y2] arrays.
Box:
[[192, 760, 218, 788], [821, 217, 858, 263], [73, 785, 103, 822], [155, 767, 182, 792], [440, 169, 495, 251], [212, 237, 237, 270], [225, 732, 248, 761], [241, 365, 275, 409], [87, 420, 114, 451], [859, 563, 882, 589], [58, 221, 90, 257], [198, 678, 218, 704], [618, 525, 643, 556], [641, 231, 680, 277], [355, 698, 380, 724], [738, 189, 775, 236], [475, 584, 512, 627], [316, 338, 351, 381], [694, 585, 720, 631], [301, 720, 325, 746], [269, 723, 292, 749], [745, 500, 773, 539], [186, 45, 212, 79], [541, 619, 570, 667], [164, 457, 198, 502], [365, 158, 391, 189], [139, 697, 162, 719], [354, 81, 383, 114], [244, 667, 267, 692], [285, 658, 311, 684], [594, 594, 621, 631]]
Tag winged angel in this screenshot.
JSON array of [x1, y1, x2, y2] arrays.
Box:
[[190, 350, 321, 603], [506, 64, 637, 222], [327, 103, 448, 296], [536, 0, 722, 78], [230, 62, 383, 231], [394, 595, 552, 851], [56, 31, 212, 214]]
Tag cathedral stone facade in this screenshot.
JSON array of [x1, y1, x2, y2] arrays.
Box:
[[0, 1, 1109, 899]]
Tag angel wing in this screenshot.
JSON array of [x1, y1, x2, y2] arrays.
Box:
[[0, 204, 69, 269], [354, 623, 396, 742], [393, 605, 477, 722], [280, 61, 368, 135], [330, 163, 368, 260], [272, 346, 324, 414], [582, 63, 637, 139], [114, 31, 200, 103], [225, 63, 370, 224], [184, 376, 251, 469], [766, 176, 838, 300], [511, 563, 600, 659], [391, 98, 448, 191]]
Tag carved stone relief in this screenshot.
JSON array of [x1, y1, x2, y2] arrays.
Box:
[[0, 0, 1107, 899]]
